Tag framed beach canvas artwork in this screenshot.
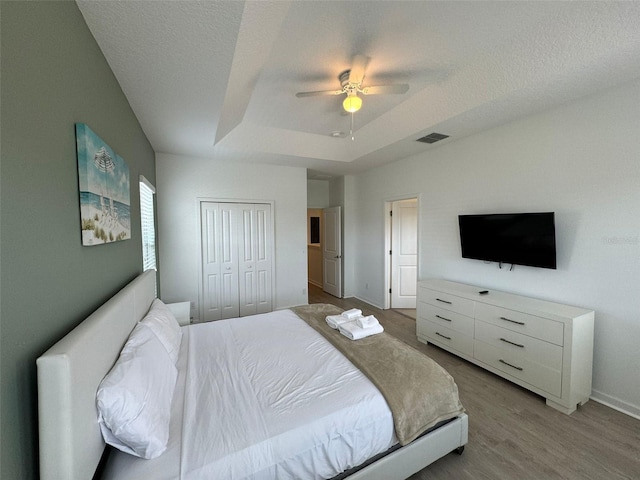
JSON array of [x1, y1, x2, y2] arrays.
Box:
[[76, 123, 131, 246]]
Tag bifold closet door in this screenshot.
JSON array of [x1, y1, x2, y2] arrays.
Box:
[[200, 202, 273, 322], [237, 204, 273, 317], [201, 203, 239, 321]]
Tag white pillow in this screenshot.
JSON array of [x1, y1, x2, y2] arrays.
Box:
[[97, 322, 177, 459], [140, 298, 183, 364]]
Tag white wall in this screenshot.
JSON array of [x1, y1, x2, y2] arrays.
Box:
[[349, 78, 640, 417], [307, 179, 330, 207], [343, 175, 358, 298], [328, 176, 345, 207], [156, 154, 308, 318]]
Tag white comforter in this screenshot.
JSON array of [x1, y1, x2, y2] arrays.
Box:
[[105, 309, 396, 480]]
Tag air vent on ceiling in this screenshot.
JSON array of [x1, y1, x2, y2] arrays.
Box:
[[416, 132, 449, 144]]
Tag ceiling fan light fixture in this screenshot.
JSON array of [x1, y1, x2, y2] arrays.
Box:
[[342, 93, 362, 113]]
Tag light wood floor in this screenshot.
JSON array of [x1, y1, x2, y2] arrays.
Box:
[[393, 308, 417, 320], [308, 284, 640, 480]]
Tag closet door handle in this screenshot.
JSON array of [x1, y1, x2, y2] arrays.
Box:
[[500, 316, 525, 326], [500, 338, 524, 348]]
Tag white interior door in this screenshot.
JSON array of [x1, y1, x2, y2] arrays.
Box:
[[201, 202, 272, 321], [238, 205, 257, 317], [219, 204, 241, 318], [238, 204, 272, 317], [201, 202, 240, 321], [391, 199, 417, 309], [322, 206, 342, 298], [201, 203, 221, 321]]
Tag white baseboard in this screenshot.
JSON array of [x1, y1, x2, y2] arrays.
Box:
[[591, 390, 640, 420], [353, 295, 384, 310], [308, 279, 322, 288]]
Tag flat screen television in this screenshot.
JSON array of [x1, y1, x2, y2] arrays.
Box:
[[458, 212, 556, 269]]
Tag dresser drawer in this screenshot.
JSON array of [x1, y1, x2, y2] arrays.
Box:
[[420, 288, 475, 317], [420, 304, 474, 336], [420, 320, 474, 357], [475, 320, 563, 371], [475, 303, 564, 346], [474, 340, 562, 397]]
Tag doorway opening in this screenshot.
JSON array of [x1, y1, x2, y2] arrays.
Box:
[[307, 208, 323, 289]]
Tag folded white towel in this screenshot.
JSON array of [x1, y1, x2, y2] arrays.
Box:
[[356, 315, 379, 329], [338, 320, 384, 341], [341, 308, 362, 320], [326, 314, 350, 329]]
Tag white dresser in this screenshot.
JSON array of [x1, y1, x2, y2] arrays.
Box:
[[417, 279, 594, 414]]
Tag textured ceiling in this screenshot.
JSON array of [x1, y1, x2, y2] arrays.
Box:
[[76, 1, 640, 177]]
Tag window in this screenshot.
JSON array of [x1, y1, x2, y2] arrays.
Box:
[[139, 176, 157, 272]]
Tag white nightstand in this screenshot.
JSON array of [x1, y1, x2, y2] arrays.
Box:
[[165, 301, 191, 326]]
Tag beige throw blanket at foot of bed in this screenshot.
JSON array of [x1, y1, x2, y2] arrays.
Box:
[[292, 304, 465, 446]]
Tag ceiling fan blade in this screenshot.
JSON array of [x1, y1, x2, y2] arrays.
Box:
[[296, 89, 344, 98], [361, 84, 409, 95], [348, 55, 369, 85]]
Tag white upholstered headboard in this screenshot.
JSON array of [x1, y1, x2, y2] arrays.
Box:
[[37, 270, 156, 480]]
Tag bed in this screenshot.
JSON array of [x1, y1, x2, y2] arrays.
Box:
[[37, 270, 468, 479]]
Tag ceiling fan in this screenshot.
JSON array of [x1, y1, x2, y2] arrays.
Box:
[[295, 55, 409, 114]]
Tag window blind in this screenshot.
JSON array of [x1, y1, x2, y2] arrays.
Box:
[[139, 177, 157, 272]]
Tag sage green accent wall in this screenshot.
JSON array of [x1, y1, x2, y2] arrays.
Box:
[[1, 2, 156, 478]]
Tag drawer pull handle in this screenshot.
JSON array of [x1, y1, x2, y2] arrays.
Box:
[[436, 298, 452, 305], [435, 314, 452, 322], [500, 316, 525, 326], [500, 338, 524, 348], [499, 359, 523, 371], [435, 332, 452, 341]]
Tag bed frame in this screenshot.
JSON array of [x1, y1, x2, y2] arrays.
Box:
[[37, 270, 468, 480]]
